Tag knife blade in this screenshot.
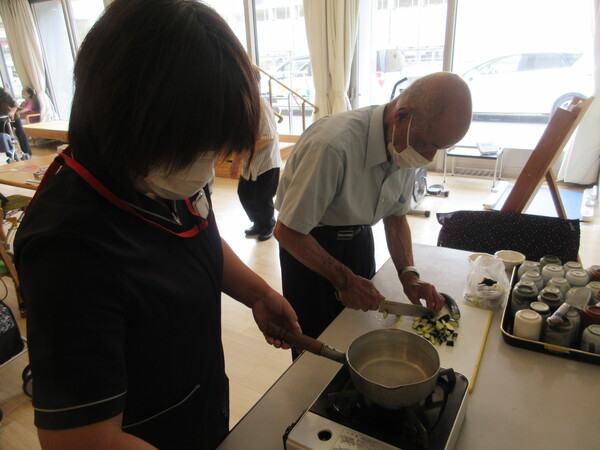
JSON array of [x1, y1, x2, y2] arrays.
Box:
[[379, 299, 434, 317]]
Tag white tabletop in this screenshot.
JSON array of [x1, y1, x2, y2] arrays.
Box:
[[218, 243, 598, 450]]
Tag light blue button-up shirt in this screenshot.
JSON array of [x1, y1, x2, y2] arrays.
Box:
[[275, 105, 415, 235]]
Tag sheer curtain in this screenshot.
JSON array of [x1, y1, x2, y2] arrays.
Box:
[[557, 0, 600, 185], [0, 0, 58, 121], [304, 0, 359, 119]]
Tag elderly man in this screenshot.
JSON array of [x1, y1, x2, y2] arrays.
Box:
[[274, 72, 472, 351]]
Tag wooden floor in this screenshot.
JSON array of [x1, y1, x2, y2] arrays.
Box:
[[0, 145, 598, 448]]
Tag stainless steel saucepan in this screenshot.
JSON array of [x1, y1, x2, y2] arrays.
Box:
[[266, 323, 440, 408]]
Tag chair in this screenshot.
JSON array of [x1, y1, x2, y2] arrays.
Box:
[[436, 210, 580, 263], [24, 113, 41, 124]]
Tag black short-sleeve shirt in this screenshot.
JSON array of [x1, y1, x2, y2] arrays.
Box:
[[15, 163, 228, 449]]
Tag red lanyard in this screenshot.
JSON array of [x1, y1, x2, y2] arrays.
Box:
[[29, 148, 208, 238]]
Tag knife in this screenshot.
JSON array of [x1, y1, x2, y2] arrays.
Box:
[[379, 299, 434, 317]]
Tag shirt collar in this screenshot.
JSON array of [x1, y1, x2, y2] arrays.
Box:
[[366, 104, 389, 168]]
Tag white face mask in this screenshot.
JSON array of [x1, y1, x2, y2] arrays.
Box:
[[387, 116, 431, 169], [136, 153, 216, 200]]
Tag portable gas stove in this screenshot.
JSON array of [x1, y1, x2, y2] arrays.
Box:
[[284, 366, 468, 450]]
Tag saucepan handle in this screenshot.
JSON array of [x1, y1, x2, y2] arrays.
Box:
[[266, 322, 346, 364]]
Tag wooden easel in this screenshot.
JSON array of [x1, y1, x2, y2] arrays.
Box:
[[500, 96, 594, 217]]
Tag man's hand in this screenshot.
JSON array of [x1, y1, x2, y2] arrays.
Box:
[[400, 272, 445, 312], [336, 274, 384, 311]]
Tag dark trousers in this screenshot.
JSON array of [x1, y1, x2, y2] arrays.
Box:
[[13, 118, 31, 156], [237, 167, 279, 230], [279, 225, 375, 360]]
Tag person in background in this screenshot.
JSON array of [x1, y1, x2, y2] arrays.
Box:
[[230, 81, 281, 242], [19, 87, 40, 124], [274, 72, 472, 358], [0, 87, 32, 159], [15, 1, 300, 448]]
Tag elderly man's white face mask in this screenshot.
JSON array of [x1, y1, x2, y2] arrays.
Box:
[[387, 115, 431, 169]]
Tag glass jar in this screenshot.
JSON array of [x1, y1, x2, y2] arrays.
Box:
[[547, 276, 571, 297], [518, 261, 540, 279], [565, 269, 590, 288], [539, 255, 561, 270], [521, 270, 544, 291], [541, 264, 564, 284], [511, 283, 538, 315], [542, 318, 573, 348]]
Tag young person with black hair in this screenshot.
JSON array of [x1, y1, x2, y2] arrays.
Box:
[[15, 1, 300, 448]]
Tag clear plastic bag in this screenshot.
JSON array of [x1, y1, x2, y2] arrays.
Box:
[[463, 255, 510, 310]]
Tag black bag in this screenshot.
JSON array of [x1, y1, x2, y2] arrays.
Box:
[[0, 300, 24, 364]]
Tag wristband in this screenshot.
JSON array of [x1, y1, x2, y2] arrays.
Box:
[[399, 265, 420, 278]]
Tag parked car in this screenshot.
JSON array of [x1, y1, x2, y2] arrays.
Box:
[[462, 52, 593, 117], [261, 55, 314, 113]]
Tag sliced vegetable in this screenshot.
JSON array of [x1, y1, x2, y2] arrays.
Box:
[[412, 313, 460, 347], [441, 293, 461, 320]]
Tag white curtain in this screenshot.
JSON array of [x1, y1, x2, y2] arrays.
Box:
[[557, 0, 600, 185], [304, 0, 359, 119], [0, 0, 58, 121]]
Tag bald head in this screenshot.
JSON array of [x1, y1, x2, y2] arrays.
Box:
[[395, 72, 472, 145]]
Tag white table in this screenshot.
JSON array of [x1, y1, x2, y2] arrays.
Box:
[[218, 243, 598, 450]]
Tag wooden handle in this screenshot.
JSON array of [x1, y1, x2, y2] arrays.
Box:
[[266, 322, 325, 356]]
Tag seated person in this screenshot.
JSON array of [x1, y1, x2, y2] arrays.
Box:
[[19, 88, 40, 124], [0, 88, 32, 158]]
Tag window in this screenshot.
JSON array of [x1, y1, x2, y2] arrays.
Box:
[[30, 0, 104, 119], [0, 18, 22, 98], [357, 0, 447, 106], [31, 0, 75, 119], [69, 0, 105, 48], [203, 0, 248, 52], [353, 0, 595, 148], [255, 0, 312, 134], [452, 0, 594, 148]]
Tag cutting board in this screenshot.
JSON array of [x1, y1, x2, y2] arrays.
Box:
[[370, 259, 495, 393]]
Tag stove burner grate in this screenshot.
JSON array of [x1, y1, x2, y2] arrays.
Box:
[[307, 367, 461, 450]]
